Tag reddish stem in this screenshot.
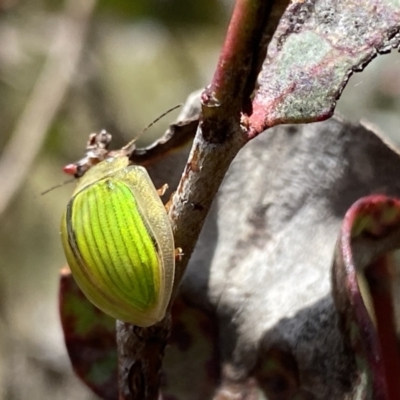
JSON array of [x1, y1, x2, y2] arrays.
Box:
[[203, 0, 272, 116]]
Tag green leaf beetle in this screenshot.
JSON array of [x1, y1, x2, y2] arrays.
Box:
[[60, 155, 175, 327]]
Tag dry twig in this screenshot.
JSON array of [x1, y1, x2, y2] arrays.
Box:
[[0, 0, 96, 217]]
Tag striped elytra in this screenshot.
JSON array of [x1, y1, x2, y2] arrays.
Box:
[[61, 156, 175, 327]]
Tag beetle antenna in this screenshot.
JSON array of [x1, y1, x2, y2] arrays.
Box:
[[41, 178, 75, 196], [122, 104, 182, 150]]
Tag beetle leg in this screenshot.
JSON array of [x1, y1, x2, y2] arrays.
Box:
[[174, 247, 184, 261], [164, 190, 176, 212], [157, 183, 169, 197]]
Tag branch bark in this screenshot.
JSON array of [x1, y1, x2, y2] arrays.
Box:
[[116, 1, 289, 398]]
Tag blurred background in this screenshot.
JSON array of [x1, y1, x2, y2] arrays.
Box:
[[0, 1, 399, 399]]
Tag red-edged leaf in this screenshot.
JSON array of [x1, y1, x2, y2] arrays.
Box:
[[59, 268, 219, 400], [59, 267, 118, 400], [248, 1, 400, 134], [185, 117, 400, 399], [333, 195, 400, 400]]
